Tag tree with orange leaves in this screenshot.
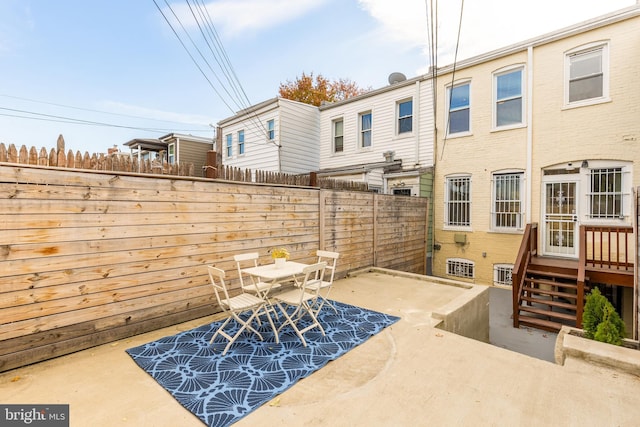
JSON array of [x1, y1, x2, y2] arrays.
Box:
[[278, 72, 370, 107]]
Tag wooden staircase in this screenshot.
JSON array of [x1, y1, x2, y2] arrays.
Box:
[[517, 258, 580, 332], [513, 223, 634, 334]]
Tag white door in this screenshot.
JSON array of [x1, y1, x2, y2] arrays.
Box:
[[543, 180, 579, 257]]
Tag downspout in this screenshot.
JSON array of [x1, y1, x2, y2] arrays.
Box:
[[526, 46, 533, 225], [414, 79, 421, 166]]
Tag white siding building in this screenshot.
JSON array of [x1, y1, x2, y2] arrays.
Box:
[[217, 97, 320, 174], [318, 74, 434, 196]]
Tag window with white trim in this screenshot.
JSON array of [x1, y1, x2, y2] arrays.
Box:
[[237, 130, 245, 155], [492, 172, 524, 229], [494, 264, 513, 286], [359, 111, 372, 148], [225, 134, 232, 157], [447, 258, 474, 278], [589, 167, 623, 219], [333, 118, 344, 153], [167, 143, 175, 164], [494, 67, 523, 127], [397, 99, 412, 134], [445, 175, 471, 227], [447, 82, 470, 135], [267, 119, 275, 141], [566, 43, 608, 105]]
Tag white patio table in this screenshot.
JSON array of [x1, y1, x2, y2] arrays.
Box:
[[241, 261, 309, 343]]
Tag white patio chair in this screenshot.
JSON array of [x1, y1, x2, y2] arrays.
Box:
[[207, 266, 273, 355], [273, 262, 327, 347], [306, 250, 340, 316], [234, 252, 281, 298]]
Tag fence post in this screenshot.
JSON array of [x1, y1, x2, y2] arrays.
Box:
[[310, 171, 318, 187]]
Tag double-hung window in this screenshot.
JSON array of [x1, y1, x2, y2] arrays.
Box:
[[397, 99, 412, 134], [445, 175, 471, 227], [359, 111, 372, 148], [333, 119, 344, 153], [267, 119, 275, 141], [494, 68, 523, 128], [167, 143, 175, 164], [566, 43, 608, 105], [447, 82, 470, 135], [493, 172, 524, 230], [237, 130, 245, 155], [225, 134, 232, 157]]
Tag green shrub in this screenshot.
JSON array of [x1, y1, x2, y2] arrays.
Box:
[[582, 287, 626, 345]]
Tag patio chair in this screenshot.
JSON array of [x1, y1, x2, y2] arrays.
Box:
[[234, 252, 282, 298], [273, 262, 327, 347], [207, 266, 273, 355], [306, 250, 340, 316]]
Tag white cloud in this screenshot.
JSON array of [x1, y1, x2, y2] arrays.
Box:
[[356, 0, 636, 67], [168, 0, 329, 39]]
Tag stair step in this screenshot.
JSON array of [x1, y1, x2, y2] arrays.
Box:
[[524, 277, 578, 289], [526, 269, 577, 281], [521, 296, 576, 311], [517, 315, 564, 333], [522, 286, 577, 300], [519, 305, 577, 321]]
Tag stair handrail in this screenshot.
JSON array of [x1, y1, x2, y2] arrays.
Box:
[[577, 225, 587, 327], [512, 223, 537, 328]]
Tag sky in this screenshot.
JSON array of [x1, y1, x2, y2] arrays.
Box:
[[0, 0, 636, 155]]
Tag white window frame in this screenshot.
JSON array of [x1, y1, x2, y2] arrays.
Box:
[[445, 175, 471, 229], [359, 111, 372, 149], [397, 99, 413, 135], [446, 81, 471, 137], [225, 134, 232, 158], [582, 161, 631, 223], [493, 264, 514, 286], [237, 130, 245, 155], [167, 143, 176, 164], [493, 65, 525, 130], [267, 119, 275, 141], [332, 118, 344, 153], [564, 41, 609, 108], [447, 258, 475, 279], [492, 171, 524, 231]]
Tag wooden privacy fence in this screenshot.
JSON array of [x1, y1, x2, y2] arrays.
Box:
[[0, 138, 195, 176], [0, 164, 428, 371]]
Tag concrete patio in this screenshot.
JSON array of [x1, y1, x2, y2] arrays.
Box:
[[1, 268, 638, 426]]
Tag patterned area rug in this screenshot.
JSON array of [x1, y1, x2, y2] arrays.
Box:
[[126, 300, 400, 427]]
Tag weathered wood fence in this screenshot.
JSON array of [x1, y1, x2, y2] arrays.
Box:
[[0, 164, 428, 371]]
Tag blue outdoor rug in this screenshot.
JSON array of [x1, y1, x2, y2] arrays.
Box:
[[126, 300, 400, 427]]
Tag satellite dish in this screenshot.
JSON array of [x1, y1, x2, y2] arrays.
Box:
[[388, 72, 406, 85]]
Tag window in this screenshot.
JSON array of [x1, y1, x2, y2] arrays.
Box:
[[333, 119, 344, 153], [493, 172, 523, 229], [494, 264, 513, 286], [225, 134, 232, 157], [495, 68, 523, 127], [397, 100, 413, 134], [566, 44, 607, 104], [447, 83, 470, 135], [359, 112, 372, 148], [447, 259, 474, 278], [589, 168, 622, 219], [237, 130, 245, 155], [267, 119, 275, 141], [167, 143, 175, 164], [393, 188, 412, 196], [445, 176, 471, 227]]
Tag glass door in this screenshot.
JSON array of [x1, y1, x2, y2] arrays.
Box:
[[543, 180, 579, 257]]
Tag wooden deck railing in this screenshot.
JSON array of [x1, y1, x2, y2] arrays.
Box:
[[512, 223, 537, 328]]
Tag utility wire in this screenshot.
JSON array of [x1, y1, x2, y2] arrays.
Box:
[[440, 0, 465, 160]]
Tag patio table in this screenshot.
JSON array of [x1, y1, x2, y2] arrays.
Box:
[[241, 261, 309, 343]]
